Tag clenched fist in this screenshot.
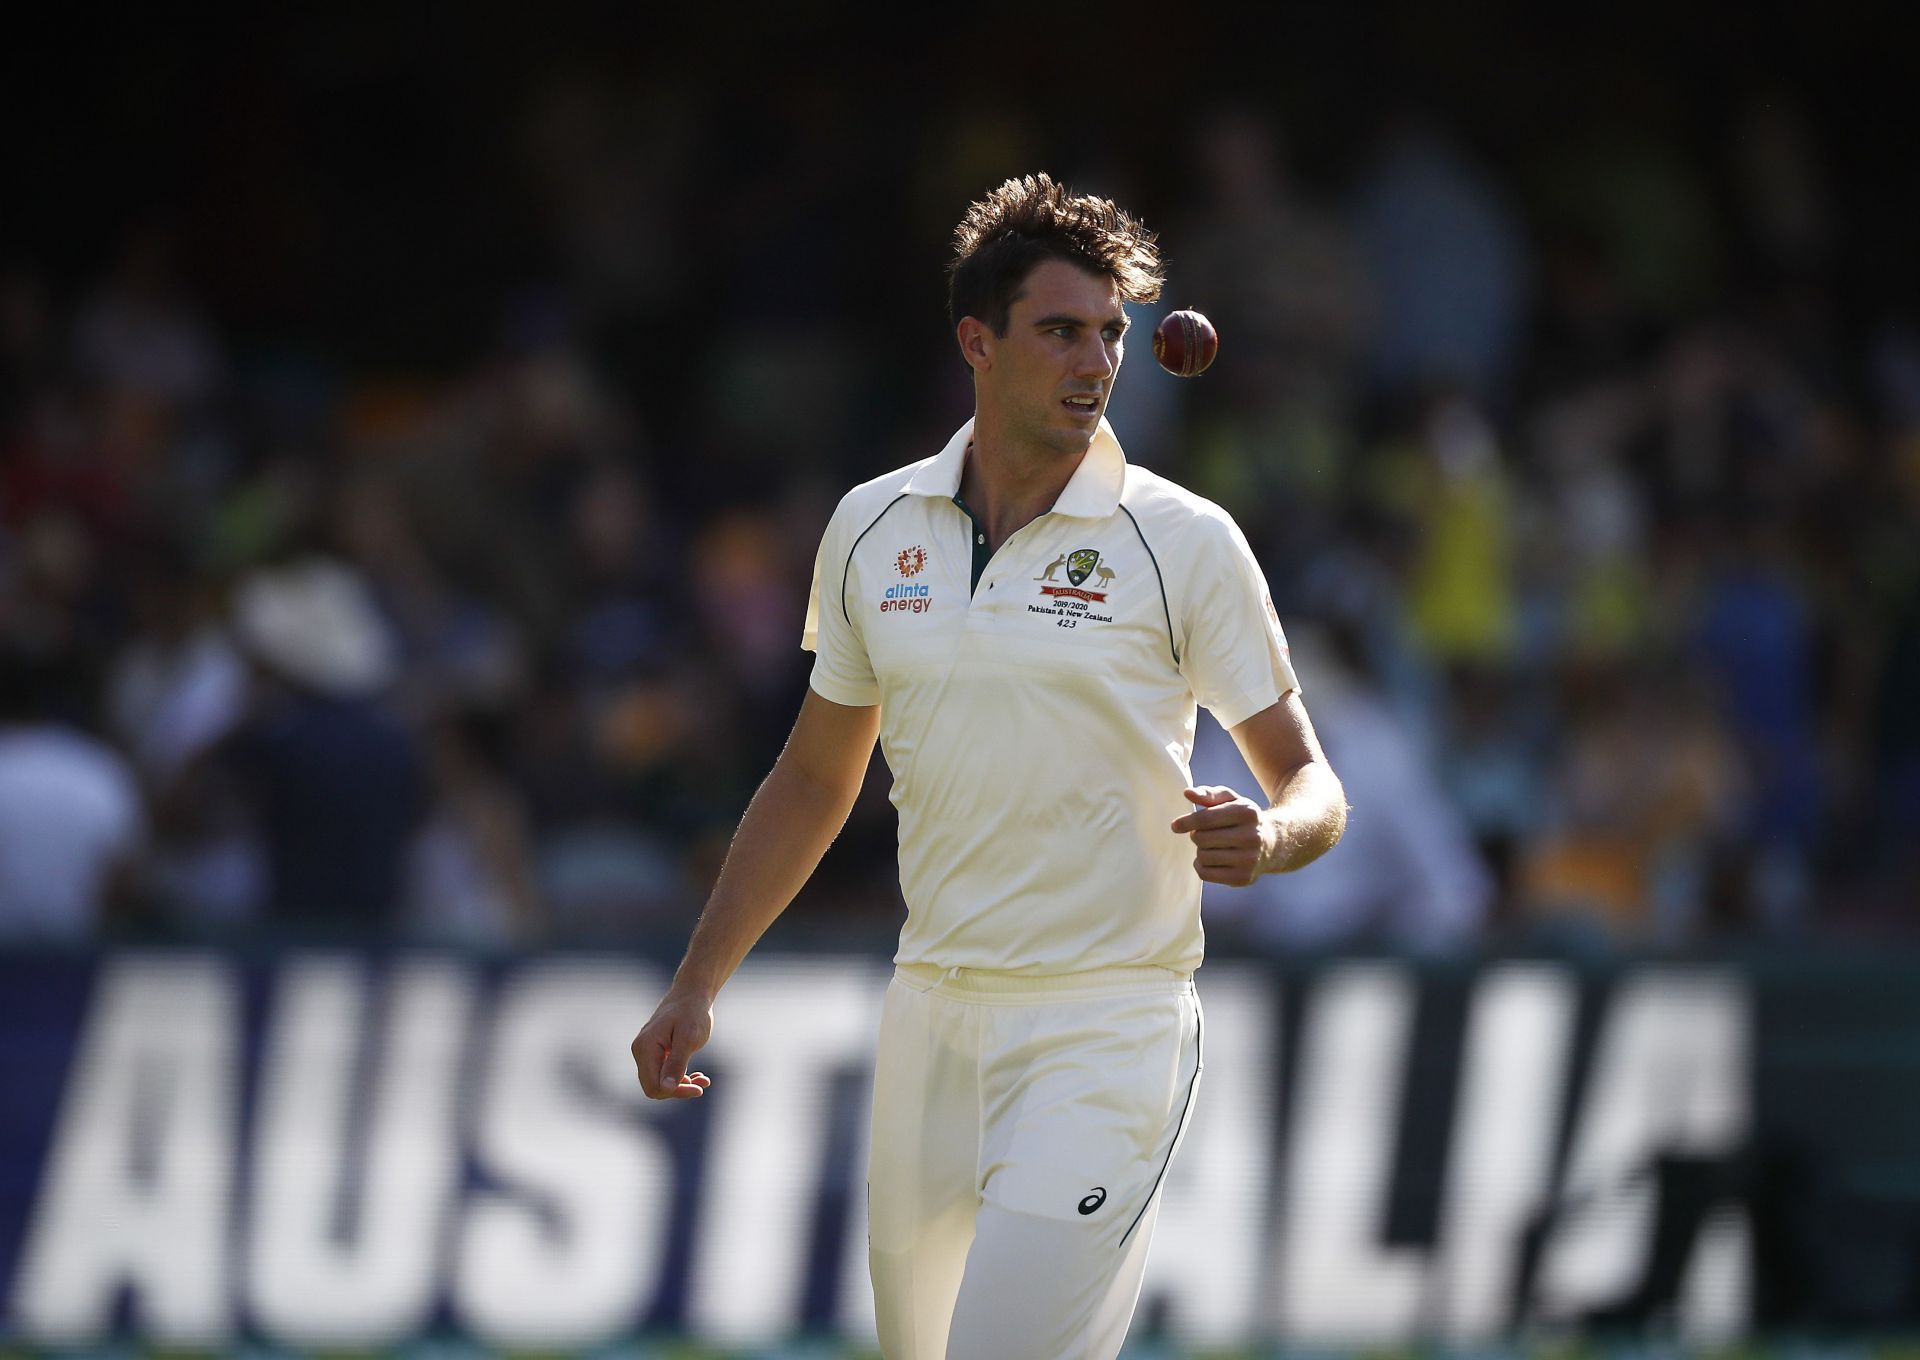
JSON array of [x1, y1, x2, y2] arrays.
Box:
[[1169, 785, 1276, 887]]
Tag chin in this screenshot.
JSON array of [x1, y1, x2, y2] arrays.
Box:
[[1042, 422, 1099, 455]]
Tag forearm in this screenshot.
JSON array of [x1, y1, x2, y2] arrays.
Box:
[[1258, 761, 1348, 874], [668, 756, 861, 1001]]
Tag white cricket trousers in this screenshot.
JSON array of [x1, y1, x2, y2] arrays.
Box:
[[867, 963, 1204, 1360]]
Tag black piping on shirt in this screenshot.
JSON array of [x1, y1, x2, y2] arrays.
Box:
[[841, 494, 911, 625], [1118, 504, 1179, 666]]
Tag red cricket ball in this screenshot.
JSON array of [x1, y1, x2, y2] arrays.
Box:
[[1152, 308, 1219, 377]]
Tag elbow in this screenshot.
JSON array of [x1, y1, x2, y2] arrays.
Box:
[[1292, 804, 1348, 872], [1318, 792, 1351, 861], [1273, 766, 1349, 873]]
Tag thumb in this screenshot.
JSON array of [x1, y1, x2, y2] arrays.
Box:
[[660, 1045, 687, 1088], [1183, 785, 1236, 807]]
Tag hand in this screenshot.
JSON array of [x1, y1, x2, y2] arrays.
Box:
[[632, 990, 715, 1100], [1170, 785, 1274, 887]]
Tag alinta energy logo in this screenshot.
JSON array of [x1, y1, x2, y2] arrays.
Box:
[[881, 545, 931, 614], [1036, 547, 1116, 603]]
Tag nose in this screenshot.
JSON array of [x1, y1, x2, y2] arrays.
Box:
[[1076, 333, 1115, 381]]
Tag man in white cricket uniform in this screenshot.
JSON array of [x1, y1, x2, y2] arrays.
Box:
[[635, 174, 1348, 1359]]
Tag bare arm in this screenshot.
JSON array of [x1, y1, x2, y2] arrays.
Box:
[[1170, 691, 1348, 886], [632, 688, 882, 1098]]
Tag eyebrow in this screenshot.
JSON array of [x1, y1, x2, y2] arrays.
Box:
[[1033, 312, 1132, 332]]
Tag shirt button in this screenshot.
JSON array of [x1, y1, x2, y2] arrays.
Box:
[[976, 533, 985, 544]]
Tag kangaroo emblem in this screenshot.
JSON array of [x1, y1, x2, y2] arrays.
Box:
[[1036, 554, 1068, 581]]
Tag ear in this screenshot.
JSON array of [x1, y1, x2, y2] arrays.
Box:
[[956, 316, 993, 374]]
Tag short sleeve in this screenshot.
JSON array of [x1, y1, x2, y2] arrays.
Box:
[[1175, 512, 1299, 728], [801, 495, 882, 707]]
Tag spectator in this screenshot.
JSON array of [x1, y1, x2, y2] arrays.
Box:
[[1172, 106, 1372, 541], [1353, 114, 1531, 407], [219, 556, 426, 934], [404, 708, 545, 948], [105, 540, 246, 784], [1371, 390, 1522, 667], [0, 653, 145, 942], [104, 540, 260, 935], [1175, 106, 1372, 423], [1691, 512, 1822, 932], [1514, 658, 1749, 946]]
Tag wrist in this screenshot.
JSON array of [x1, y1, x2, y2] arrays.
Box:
[[667, 968, 722, 1008]]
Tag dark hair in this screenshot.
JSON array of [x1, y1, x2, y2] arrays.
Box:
[[947, 173, 1164, 335]]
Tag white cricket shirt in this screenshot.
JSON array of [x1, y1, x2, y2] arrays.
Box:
[[803, 418, 1299, 976]]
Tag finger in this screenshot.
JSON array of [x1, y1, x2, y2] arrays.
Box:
[[1197, 868, 1259, 887], [665, 1070, 709, 1099], [1182, 785, 1237, 808], [1190, 824, 1261, 850], [1198, 860, 1259, 891], [1195, 846, 1256, 870], [1171, 803, 1259, 834]]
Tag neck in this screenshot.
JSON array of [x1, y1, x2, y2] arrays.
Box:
[[960, 413, 1089, 550]]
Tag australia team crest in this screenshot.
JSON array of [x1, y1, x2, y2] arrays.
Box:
[[1039, 547, 1115, 602]]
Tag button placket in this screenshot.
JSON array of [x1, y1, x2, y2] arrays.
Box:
[[970, 518, 1056, 624]]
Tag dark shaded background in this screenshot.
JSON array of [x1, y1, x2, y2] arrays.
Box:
[[12, 8, 1920, 365], [3, 2, 1917, 954]]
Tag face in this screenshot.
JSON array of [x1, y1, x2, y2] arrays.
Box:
[[960, 258, 1130, 458]]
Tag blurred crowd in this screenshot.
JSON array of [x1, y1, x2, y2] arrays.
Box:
[[1, 67, 1916, 956]]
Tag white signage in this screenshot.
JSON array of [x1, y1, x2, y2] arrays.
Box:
[[3, 955, 1751, 1348]]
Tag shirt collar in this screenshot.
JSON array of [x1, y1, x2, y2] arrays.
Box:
[[904, 417, 1128, 518]]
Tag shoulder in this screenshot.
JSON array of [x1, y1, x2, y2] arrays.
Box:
[[2, 728, 140, 816], [826, 460, 926, 537], [1117, 465, 1247, 549], [28, 727, 135, 782]]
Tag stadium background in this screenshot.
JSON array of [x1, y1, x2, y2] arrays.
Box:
[[3, 4, 1919, 1355]]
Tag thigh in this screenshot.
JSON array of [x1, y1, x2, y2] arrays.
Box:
[[944, 1196, 1162, 1360], [949, 987, 1203, 1359], [980, 986, 1202, 1246], [866, 980, 981, 1360]]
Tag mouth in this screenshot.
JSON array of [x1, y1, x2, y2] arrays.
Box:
[[1061, 393, 1102, 419]]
